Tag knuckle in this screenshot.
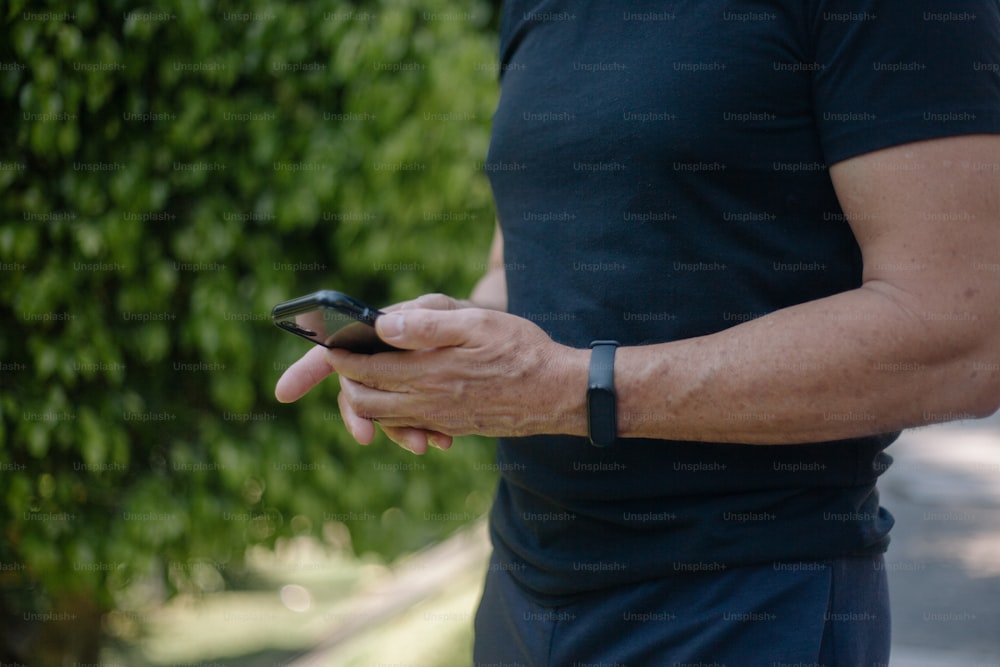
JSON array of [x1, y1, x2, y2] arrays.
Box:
[[465, 308, 493, 336], [415, 292, 448, 307], [412, 314, 441, 340], [414, 292, 464, 312]]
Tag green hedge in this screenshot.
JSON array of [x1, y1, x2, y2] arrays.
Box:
[[0, 0, 500, 658]]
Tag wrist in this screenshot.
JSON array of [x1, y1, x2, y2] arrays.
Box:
[[541, 343, 590, 438], [613, 344, 678, 440]]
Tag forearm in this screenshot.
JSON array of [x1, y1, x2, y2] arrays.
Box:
[[552, 283, 997, 444], [469, 220, 507, 311], [469, 268, 507, 311]]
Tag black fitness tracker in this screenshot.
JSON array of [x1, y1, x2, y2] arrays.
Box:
[[587, 340, 620, 447]]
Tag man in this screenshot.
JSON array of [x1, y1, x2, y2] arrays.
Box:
[[277, 1, 999, 664]]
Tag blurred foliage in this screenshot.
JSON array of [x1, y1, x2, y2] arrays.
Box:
[[0, 0, 500, 658]]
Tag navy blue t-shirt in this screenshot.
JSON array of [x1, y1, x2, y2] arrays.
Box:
[[485, 0, 1000, 600]]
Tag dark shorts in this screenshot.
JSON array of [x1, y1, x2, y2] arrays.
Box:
[[473, 553, 890, 667]]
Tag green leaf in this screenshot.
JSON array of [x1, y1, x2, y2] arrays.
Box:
[[78, 407, 108, 469]]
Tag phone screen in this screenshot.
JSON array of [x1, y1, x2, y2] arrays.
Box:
[[272, 291, 398, 354]]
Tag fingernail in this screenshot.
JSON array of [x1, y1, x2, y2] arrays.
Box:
[[428, 434, 442, 449], [378, 312, 404, 338]]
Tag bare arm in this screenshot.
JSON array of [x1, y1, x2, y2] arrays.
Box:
[[586, 134, 1000, 442], [469, 220, 507, 311]]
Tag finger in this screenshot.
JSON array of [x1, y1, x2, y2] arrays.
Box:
[[408, 293, 468, 311], [380, 299, 420, 314], [339, 376, 454, 451], [427, 431, 454, 450], [374, 308, 485, 352], [381, 425, 430, 455], [381, 427, 454, 453], [326, 347, 417, 392], [380, 293, 460, 314], [275, 345, 337, 403], [337, 378, 376, 444]]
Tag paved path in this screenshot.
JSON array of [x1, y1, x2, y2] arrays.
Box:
[[882, 411, 1000, 666]]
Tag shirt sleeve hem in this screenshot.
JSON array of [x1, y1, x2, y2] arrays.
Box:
[[821, 110, 1000, 166]]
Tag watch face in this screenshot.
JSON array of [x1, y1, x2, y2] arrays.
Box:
[[587, 387, 617, 447], [587, 341, 619, 447]]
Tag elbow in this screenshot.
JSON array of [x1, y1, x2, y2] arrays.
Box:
[[920, 341, 1000, 424], [951, 351, 1000, 421], [968, 390, 1000, 421], [968, 338, 1000, 418], [923, 381, 1000, 426]]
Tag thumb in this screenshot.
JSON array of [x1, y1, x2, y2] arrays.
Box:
[[374, 309, 477, 351]]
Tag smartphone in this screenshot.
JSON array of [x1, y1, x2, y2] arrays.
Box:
[[271, 290, 398, 353]]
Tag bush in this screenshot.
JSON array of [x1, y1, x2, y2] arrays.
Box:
[[0, 0, 500, 660]]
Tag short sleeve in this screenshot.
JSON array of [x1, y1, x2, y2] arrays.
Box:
[[809, 0, 1000, 165]]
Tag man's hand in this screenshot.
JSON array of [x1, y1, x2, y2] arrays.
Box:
[[330, 306, 584, 448], [274, 294, 467, 454], [274, 294, 460, 402]]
